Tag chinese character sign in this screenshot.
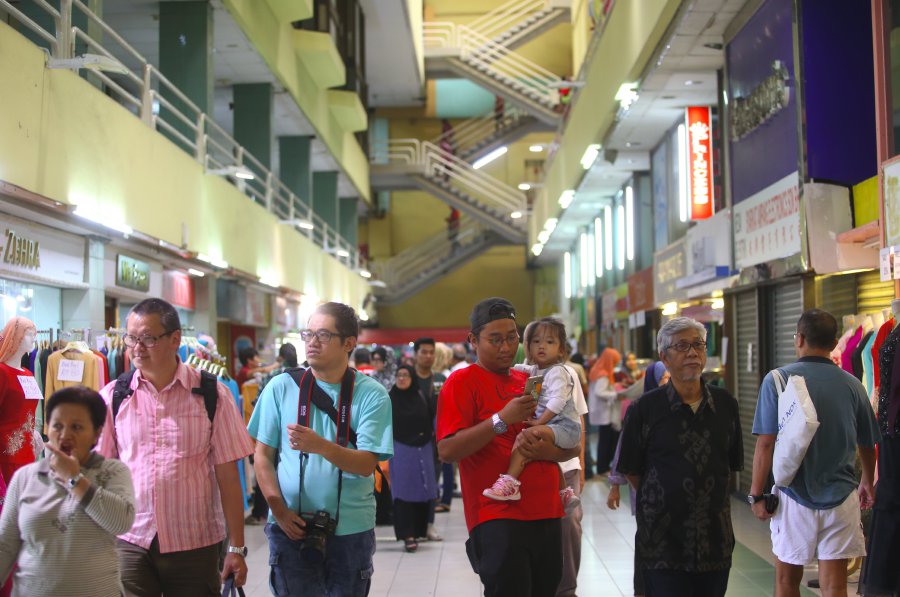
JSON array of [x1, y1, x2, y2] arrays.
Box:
[[686, 106, 714, 220]]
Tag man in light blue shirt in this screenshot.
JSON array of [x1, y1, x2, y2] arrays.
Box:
[[249, 302, 393, 597], [750, 308, 879, 597]]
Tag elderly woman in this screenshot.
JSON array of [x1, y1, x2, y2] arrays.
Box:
[[0, 387, 135, 596]]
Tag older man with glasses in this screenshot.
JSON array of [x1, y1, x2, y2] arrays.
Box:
[[97, 298, 255, 596], [618, 316, 743, 597]]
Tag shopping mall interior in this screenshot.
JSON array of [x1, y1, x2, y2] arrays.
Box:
[[1, 0, 899, 595]]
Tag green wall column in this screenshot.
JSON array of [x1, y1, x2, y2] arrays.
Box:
[[233, 83, 272, 177], [313, 171, 339, 236], [338, 197, 358, 250], [279, 136, 313, 211], [159, 1, 213, 152]]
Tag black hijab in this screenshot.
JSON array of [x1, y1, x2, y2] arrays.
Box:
[[390, 365, 434, 447]]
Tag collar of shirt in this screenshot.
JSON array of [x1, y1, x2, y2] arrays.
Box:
[[132, 359, 193, 395], [798, 356, 835, 365], [36, 451, 103, 476], [665, 381, 715, 414]]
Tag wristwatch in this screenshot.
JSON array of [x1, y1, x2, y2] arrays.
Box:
[[746, 494, 765, 505], [227, 545, 248, 557], [491, 413, 508, 434], [67, 473, 84, 489]]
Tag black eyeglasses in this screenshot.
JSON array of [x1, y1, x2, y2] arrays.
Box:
[[123, 331, 176, 348], [482, 333, 520, 348], [665, 340, 707, 353], [299, 329, 343, 343]]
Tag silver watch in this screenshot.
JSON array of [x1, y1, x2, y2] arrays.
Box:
[[228, 545, 248, 557], [67, 473, 84, 489], [491, 413, 508, 434]]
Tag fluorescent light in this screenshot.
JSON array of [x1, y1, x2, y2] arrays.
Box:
[[187, 268, 206, 278], [580, 144, 600, 170], [518, 183, 531, 191], [72, 207, 133, 236], [531, 243, 543, 256], [604, 206, 613, 271], [336, 249, 350, 258], [563, 252, 572, 299], [529, 145, 544, 153], [208, 165, 256, 181], [473, 146, 508, 170], [579, 233, 588, 289], [558, 190, 575, 209], [359, 270, 372, 278], [544, 218, 558, 232], [510, 211, 523, 219], [279, 218, 315, 230], [594, 217, 603, 278], [586, 230, 595, 287], [615, 83, 639, 110], [678, 123, 689, 222], [197, 253, 229, 269], [625, 185, 635, 260], [616, 204, 625, 270], [662, 302, 678, 316], [538, 230, 551, 243], [711, 298, 725, 310], [259, 277, 280, 288], [359, 309, 369, 322]]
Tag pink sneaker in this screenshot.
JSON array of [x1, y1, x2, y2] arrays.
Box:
[[560, 487, 581, 514], [483, 474, 521, 501]]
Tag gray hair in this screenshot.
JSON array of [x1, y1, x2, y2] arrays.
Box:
[[657, 317, 707, 356]]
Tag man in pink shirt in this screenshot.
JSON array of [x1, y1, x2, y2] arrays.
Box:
[[97, 298, 255, 596]]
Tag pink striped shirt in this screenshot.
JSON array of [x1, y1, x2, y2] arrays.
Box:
[[97, 363, 254, 553]]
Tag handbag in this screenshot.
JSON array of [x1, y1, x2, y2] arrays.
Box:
[[222, 576, 246, 597], [770, 369, 820, 487]]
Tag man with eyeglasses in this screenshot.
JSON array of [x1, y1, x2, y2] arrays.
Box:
[[618, 316, 742, 597], [97, 298, 255, 596], [249, 302, 393, 597], [750, 309, 878, 597], [437, 297, 578, 597]]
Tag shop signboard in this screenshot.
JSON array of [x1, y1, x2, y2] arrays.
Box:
[[0, 216, 85, 287], [733, 172, 800, 269], [116, 255, 150, 293], [654, 238, 687, 306], [686, 106, 714, 220], [884, 158, 900, 248], [163, 270, 195, 310], [628, 267, 654, 314], [679, 208, 732, 289], [246, 288, 270, 328], [615, 284, 629, 320]]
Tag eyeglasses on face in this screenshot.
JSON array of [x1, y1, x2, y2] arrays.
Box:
[[299, 329, 342, 343], [665, 340, 707, 353], [481, 333, 520, 348], [123, 331, 175, 348], [395, 372, 412, 379]]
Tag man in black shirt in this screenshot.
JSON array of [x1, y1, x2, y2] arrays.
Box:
[[619, 317, 743, 597], [414, 337, 447, 541]]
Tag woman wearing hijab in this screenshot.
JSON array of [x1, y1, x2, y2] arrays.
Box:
[[588, 348, 622, 475], [388, 365, 438, 552], [616, 352, 645, 387]]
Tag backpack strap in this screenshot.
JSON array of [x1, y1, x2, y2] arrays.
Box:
[[192, 369, 219, 423], [112, 370, 137, 422]]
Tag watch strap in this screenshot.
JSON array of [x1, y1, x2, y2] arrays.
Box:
[[748, 494, 765, 503], [67, 473, 84, 488], [228, 545, 248, 557]]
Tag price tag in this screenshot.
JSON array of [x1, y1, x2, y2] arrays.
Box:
[[17, 376, 42, 400], [881, 247, 892, 282], [57, 359, 85, 383]]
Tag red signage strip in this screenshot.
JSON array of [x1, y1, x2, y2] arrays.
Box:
[[627, 266, 655, 313], [163, 270, 195, 310], [686, 106, 714, 220]]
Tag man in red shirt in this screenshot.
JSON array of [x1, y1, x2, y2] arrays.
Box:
[[437, 297, 577, 596]]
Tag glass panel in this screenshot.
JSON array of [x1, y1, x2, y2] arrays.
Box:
[[0, 279, 62, 333]]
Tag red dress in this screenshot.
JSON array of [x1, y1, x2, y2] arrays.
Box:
[[0, 362, 38, 484]]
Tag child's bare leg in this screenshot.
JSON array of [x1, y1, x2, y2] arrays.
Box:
[[507, 448, 529, 478], [558, 464, 567, 490]]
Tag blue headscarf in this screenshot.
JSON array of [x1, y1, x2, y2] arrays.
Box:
[[643, 361, 668, 393]]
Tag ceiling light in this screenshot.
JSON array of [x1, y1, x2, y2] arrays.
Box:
[[625, 141, 641, 148], [510, 211, 523, 219], [615, 82, 639, 110], [563, 252, 572, 299], [279, 218, 315, 230], [529, 145, 544, 153], [558, 190, 575, 209], [711, 298, 725, 310], [326, 248, 351, 258], [259, 277, 280, 288], [518, 183, 531, 191], [544, 218, 558, 232], [208, 165, 255, 181], [187, 268, 206, 278], [197, 253, 229, 269], [594, 217, 603, 278], [359, 269, 372, 278], [531, 243, 543, 256], [72, 207, 133, 236], [538, 230, 551, 244], [580, 144, 601, 170], [472, 146, 508, 170], [684, 80, 701, 86], [662, 302, 678, 316], [368, 280, 387, 288], [359, 309, 369, 322]]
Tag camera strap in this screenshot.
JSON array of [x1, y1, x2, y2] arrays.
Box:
[[289, 367, 356, 525]]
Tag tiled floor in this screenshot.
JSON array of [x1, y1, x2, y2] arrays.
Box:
[[242, 477, 847, 596]]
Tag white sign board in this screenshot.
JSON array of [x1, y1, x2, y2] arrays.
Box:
[[0, 215, 86, 287], [57, 359, 85, 382], [733, 172, 801, 269]]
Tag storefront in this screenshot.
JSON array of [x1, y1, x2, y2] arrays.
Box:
[[216, 279, 276, 374], [600, 284, 629, 354], [626, 266, 656, 357]]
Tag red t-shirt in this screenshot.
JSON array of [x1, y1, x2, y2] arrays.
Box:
[[0, 363, 37, 471], [436, 364, 564, 533], [236, 366, 251, 390]]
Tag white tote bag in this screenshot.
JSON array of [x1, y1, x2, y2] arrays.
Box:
[[771, 369, 820, 487]]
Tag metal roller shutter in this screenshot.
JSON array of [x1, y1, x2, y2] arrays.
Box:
[[772, 279, 804, 368], [857, 271, 894, 315], [734, 288, 759, 494], [816, 274, 858, 328]]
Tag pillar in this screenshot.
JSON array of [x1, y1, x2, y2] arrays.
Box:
[[158, 1, 213, 150], [62, 237, 106, 332], [192, 275, 218, 337], [279, 136, 313, 209], [338, 197, 358, 249], [233, 83, 273, 177], [312, 171, 339, 234]]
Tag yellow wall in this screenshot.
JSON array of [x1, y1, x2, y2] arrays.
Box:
[[0, 21, 368, 308], [571, 0, 593, 76], [222, 0, 371, 202], [532, 0, 681, 243]]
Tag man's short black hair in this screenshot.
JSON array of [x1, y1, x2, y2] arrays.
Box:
[[279, 343, 298, 368], [130, 298, 181, 333], [469, 297, 517, 336], [354, 347, 371, 364], [238, 346, 259, 366], [414, 338, 435, 353], [797, 308, 838, 350], [313, 302, 360, 339], [371, 347, 388, 361], [46, 386, 107, 431]]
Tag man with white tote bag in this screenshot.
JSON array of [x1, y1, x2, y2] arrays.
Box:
[[750, 309, 880, 597]]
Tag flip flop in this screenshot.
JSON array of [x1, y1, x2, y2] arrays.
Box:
[[404, 538, 418, 553]]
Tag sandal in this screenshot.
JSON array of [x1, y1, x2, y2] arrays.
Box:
[[404, 538, 418, 553], [434, 504, 451, 513]]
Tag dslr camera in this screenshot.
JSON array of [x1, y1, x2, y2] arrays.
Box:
[[300, 509, 337, 561]]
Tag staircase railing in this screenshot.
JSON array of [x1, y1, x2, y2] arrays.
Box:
[[0, 0, 359, 268], [467, 0, 553, 43], [423, 22, 561, 107], [431, 105, 530, 159]]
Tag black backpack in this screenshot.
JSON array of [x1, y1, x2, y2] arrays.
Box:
[[111, 369, 219, 423]]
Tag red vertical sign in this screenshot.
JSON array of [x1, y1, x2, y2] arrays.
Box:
[[686, 106, 714, 220]]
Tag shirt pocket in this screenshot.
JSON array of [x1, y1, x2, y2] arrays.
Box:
[[169, 413, 211, 457]]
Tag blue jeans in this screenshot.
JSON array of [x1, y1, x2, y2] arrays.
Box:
[[265, 523, 375, 597]]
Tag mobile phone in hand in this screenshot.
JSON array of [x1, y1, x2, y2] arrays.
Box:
[[524, 375, 543, 400]]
